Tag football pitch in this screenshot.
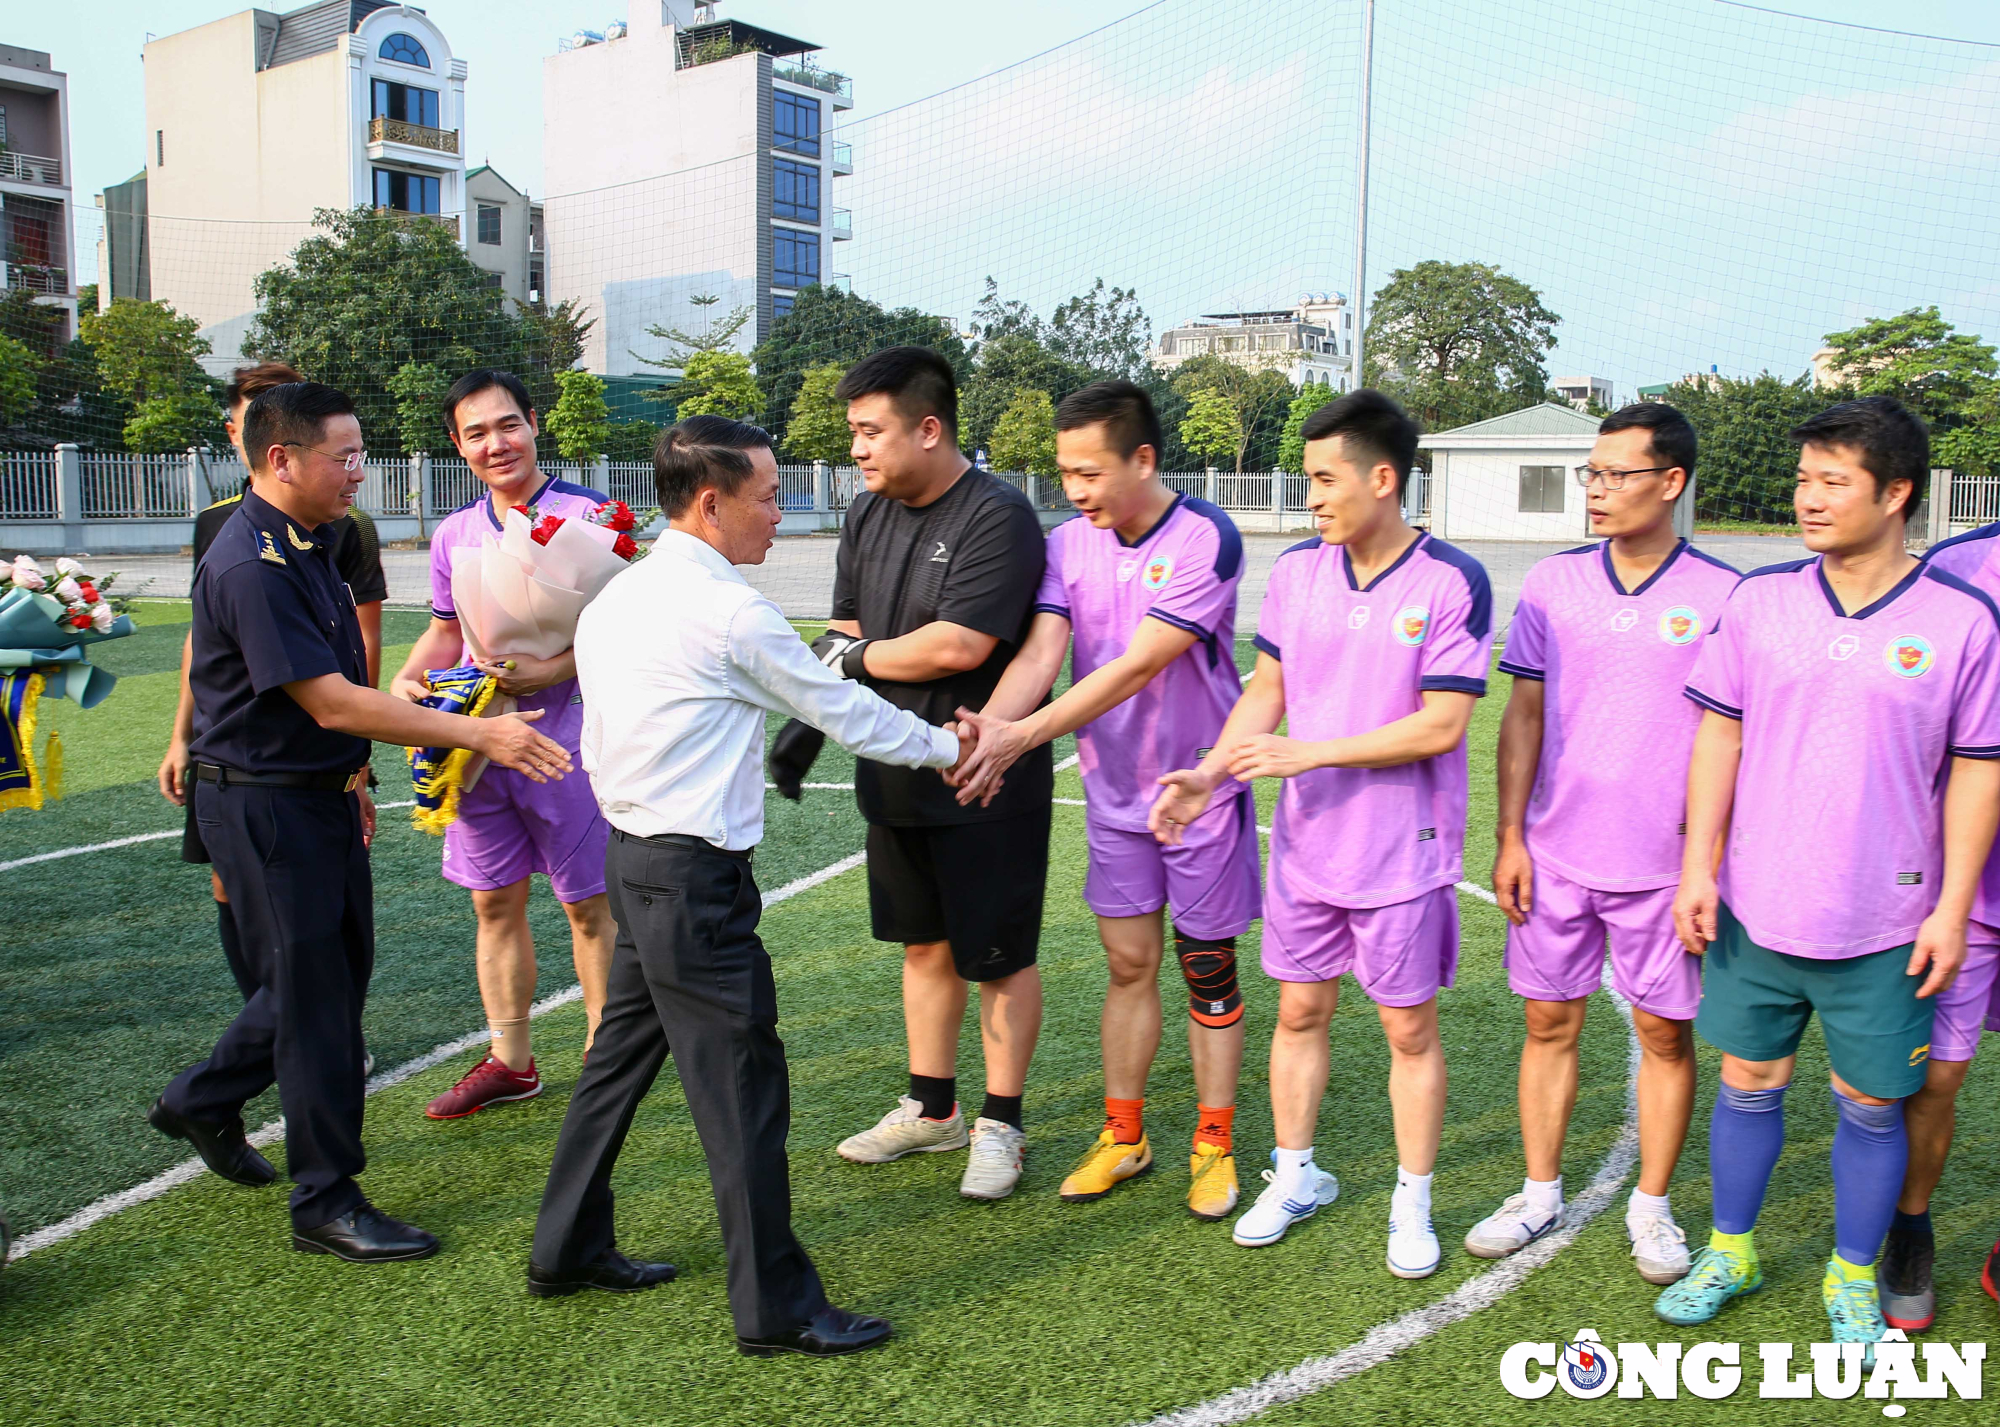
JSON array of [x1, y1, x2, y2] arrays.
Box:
[[2, 599, 1996, 1426]]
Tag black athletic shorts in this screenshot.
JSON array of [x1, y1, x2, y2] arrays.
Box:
[[865, 804, 1051, 982], [182, 796, 211, 864]]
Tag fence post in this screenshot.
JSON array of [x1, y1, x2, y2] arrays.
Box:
[[1270, 465, 1284, 532], [1673, 473, 1695, 541], [1929, 467, 1952, 547], [594, 454, 611, 495], [1205, 466, 1219, 505], [55, 443, 83, 544], [413, 451, 431, 535], [187, 446, 210, 516]]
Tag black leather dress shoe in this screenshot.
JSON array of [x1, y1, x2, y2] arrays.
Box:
[[147, 1097, 275, 1187], [527, 1247, 679, 1299], [737, 1304, 893, 1357], [292, 1204, 440, 1262]]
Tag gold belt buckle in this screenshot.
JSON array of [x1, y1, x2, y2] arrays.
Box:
[[344, 769, 367, 793]]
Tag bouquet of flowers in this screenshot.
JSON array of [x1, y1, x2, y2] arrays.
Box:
[[1, 556, 138, 812]]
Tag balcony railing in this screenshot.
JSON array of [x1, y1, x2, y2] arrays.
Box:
[[368, 115, 460, 155], [830, 208, 852, 241], [3, 262, 68, 295], [830, 140, 853, 176], [0, 150, 63, 186], [373, 209, 460, 240], [830, 272, 852, 294], [773, 61, 852, 108]]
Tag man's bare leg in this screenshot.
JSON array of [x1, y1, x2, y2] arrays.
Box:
[[471, 880, 537, 1070], [560, 892, 615, 1052]]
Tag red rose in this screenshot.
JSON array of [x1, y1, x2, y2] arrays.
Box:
[[530, 515, 565, 547], [596, 500, 637, 533], [511, 504, 532, 518], [613, 532, 638, 560], [69, 611, 92, 629], [78, 581, 101, 604]]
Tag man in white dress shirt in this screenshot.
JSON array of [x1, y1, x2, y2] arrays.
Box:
[[528, 415, 971, 1357]]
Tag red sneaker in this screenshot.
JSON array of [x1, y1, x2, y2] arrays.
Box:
[[1983, 1235, 2000, 1307], [424, 1056, 542, 1120]]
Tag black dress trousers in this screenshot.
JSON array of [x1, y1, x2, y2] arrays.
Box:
[[532, 830, 827, 1338], [164, 781, 374, 1230]]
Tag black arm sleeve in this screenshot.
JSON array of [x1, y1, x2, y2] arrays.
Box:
[[934, 494, 1045, 643], [333, 510, 389, 605], [830, 494, 866, 623]]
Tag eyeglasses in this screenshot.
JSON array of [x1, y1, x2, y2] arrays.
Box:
[[282, 442, 366, 473], [1573, 464, 1674, 491]]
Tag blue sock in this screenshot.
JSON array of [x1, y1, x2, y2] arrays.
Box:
[[1832, 1088, 1908, 1267], [1710, 1082, 1788, 1235]]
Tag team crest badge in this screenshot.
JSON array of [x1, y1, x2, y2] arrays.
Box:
[[1559, 1332, 1617, 1399], [1348, 606, 1371, 630], [1885, 635, 1934, 678], [1393, 605, 1430, 646], [257, 529, 287, 565], [1658, 606, 1701, 645], [1142, 556, 1174, 591], [1610, 609, 1638, 632], [1828, 633, 1860, 661]]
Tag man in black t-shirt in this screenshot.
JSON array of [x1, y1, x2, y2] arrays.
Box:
[[811, 347, 1051, 1201]]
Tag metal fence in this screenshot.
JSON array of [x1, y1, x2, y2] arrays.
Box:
[[80, 452, 195, 519], [0, 450, 59, 520]]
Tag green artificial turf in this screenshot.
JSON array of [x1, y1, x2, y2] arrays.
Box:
[[1, 628, 1994, 1426]]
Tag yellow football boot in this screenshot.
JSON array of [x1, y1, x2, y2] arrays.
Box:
[[1187, 1142, 1240, 1220], [1058, 1129, 1154, 1202]]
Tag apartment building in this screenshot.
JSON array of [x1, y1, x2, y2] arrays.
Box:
[[0, 44, 79, 342], [1552, 374, 1614, 410], [543, 2, 853, 375], [143, 1, 469, 368], [465, 164, 545, 307], [1152, 294, 1353, 390]]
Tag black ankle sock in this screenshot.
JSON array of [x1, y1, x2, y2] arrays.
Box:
[[1894, 1208, 1933, 1239], [979, 1092, 1023, 1131], [909, 1073, 956, 1121]]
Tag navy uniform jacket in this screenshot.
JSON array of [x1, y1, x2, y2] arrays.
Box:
[[188, 487, 371, 775]]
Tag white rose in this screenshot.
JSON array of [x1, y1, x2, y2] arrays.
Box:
[[90, 601, 116, 632], [55, 577, 83, 602], [54, 558, 83, 578], [14, 555, 42, 574], [11, 565, 45, 592]]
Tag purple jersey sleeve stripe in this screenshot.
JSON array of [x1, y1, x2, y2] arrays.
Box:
[[1420, 674, 1488, 695], [1921, 519, 2000, 565], [1684, 546, 1743, 576], [1495, 659, 1545, 680], [1685, 686, 1742, 719], [1921, 565, 2000, 632], [547, 479, 611, 504], [1183, 497, 1246, 580], [1146, 609, 1223, 667], [1032, 601, 1071, 619], [1423, 538, 1494, 640], [430, 604, 457, 620], [1279, 536, 1321, 559], [1253, 632, 1281, 659], [1744, 557, 1816, 581], [1950, 744, 2000, 759]]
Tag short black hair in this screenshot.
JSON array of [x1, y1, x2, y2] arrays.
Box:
[[1791, 396, 1930, 512], [1599, 401, 1697, 484], [1055, 380, 1165, 464], [243, 382, 357, 475], [1300, 388, 1419, 496], [443, 368, 535, 436], [835, 346, 958, 439], [655, 414, 772, 517]]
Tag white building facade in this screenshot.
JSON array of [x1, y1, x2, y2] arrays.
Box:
[[0, 44, 78, 342], [543, 3, 853, 376], [1151, 294, 1353, 390], [143, 1, 468, 369]]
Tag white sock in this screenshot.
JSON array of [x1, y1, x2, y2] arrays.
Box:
[[1394, 1167, 1434, 1212], [1274, 1145, 1316, 1184], [1524, 1175, 1563, 1216], [1628, 1188, 1671, 1219]]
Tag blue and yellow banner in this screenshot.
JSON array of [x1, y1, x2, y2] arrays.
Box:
[[405, 665, 500, 835]]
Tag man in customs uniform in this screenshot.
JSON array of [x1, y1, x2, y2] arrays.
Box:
[[148, 381, 574, 1261]]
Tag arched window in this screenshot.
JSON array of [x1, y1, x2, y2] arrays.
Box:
[[378, 33, 431, 68]]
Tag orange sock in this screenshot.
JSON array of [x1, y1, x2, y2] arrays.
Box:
[[1105, 1096, 1146, 1145], [1194, 1104, 1235, 1153]]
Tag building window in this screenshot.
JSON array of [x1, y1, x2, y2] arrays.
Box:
[[372, 80, 440, 129], [772, 293, 795, 320], [477, 204, 502, 245], [773, 230, 819, 289], [774, 160, 820, 224], [482, 271, 503, 290], [378, 32, 432, 68], [1518, 465, 1566, 514], [373, 169, 441, 214], [0, 108, 8, 147], [155, 129, 164, 166], [774, 91, 820, 157]]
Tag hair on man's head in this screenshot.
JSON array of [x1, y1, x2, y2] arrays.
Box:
[[243, 382, 358, 475], [1599, 401, 1697, 482], [1790, 395, 1930, 512], [443, 368, 535, 436], [655, 414, 773, 517], [835, 346, 958, 439], [224, 361, 303, 411], [1055, 380, 1165, 464], [1299, 388, 1419, 495]]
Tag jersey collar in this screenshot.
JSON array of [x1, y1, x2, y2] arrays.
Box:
[[1599, 538, 1687, 597], [485, 472, 553, 532], [1343, 530, 1426, 593], [1115, 491, 1184, 549], [1814, 555, 1927, 620]]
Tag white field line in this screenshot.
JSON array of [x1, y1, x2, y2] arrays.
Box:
[[0, 801, 419, 874], [7, 845, 869, 1263]]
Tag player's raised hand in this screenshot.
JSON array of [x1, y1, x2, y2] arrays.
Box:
[[1492, 833, 1534, 927], [476, 709, 573, 784], [1226, 734, 1319, 782], [1671, 871, 1719, 956], [1149, 768, 1216, 846], [949, 706, 1030, 806], [1908, 909, 1968, 1000]]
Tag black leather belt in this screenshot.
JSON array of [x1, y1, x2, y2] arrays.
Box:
[[613, 827, 752, 861], [196, 762, 368, 793]]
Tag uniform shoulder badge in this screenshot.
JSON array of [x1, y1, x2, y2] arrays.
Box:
[[258, 529, 287, 565], [286, 524, 316, 551]]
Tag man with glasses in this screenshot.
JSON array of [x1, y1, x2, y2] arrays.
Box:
[[151, 381, 573, 1259], [1467, 403, 1736, 1284], [391, 370, 618, 1120]]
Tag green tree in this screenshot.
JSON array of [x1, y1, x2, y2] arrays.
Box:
[[1363, 259, 1561, 431], [244, 207, 591, 452], [1937, 381, 2000, 479], [0, 332, 41, 426], [672, 350, 765, 419], [386, 361, 449, 455], [989, 387, 1057, 476], [546, 368, 611, 460], [1277, 384, 1335, 474], [1046, 278, 1152, 381], [79, 298, 212, 408], [1179, 385, 1242, 469], [0, 289, 126, 447], [961, 332, 1093, 456], [634, 300, 754, 379], [782, 362, 853, 465], [1170, 355, 1294, 471], [600, 420, 662, 462], [124, 391, 225, 454], [751, 285, 967, 439], [1820, 307, 1997, 432], [1664, 372, 1844, 524]]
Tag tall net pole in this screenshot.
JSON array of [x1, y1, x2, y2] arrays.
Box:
[[1351, 0, 1376, 391]]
